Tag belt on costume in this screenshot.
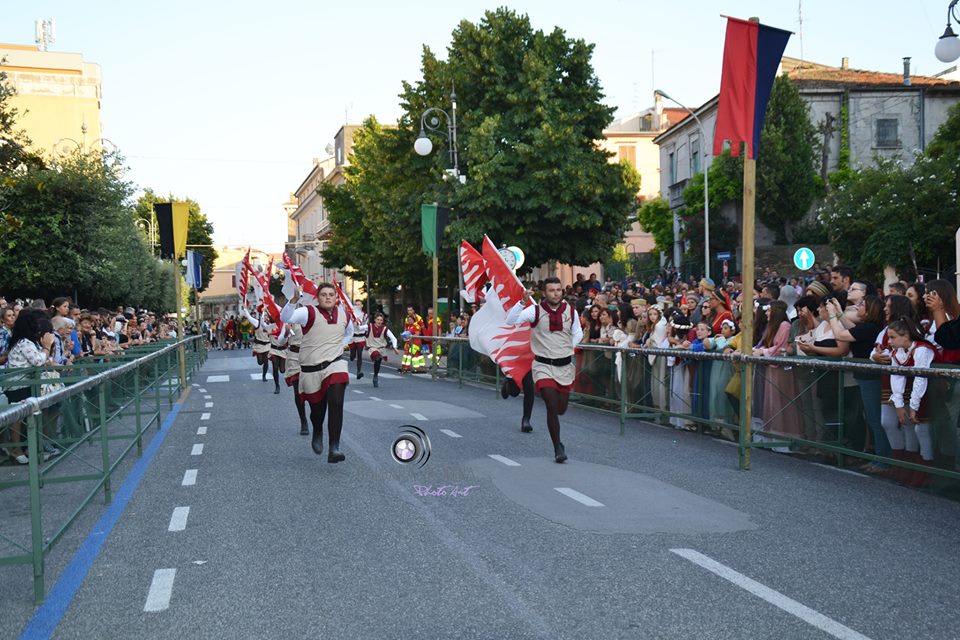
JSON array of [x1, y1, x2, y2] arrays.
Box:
[[301, 356, 342, 373], [288, 345, 300, 353], [534, 355, 573, 367], [253, 338, 270, 345]]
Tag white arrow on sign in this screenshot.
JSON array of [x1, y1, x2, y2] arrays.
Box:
[[795, 248, 813, 270]]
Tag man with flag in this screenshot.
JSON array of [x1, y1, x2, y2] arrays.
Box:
[[506, 277, 583, 463], [280, 282, 354, 463]]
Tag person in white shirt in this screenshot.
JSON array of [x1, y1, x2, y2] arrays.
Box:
[[348, 299, 370, 380], [505, 277, 583, 463], [280, 283, 354, 463], [365, 312, 399, 388]]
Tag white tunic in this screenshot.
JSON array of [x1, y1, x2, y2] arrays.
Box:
[[280, 302, 354, 401], [506, 300, 582, 389]]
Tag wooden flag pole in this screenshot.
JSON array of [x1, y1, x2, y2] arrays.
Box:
[[738, 156, 756, 471], [174, 265, 187, 390]]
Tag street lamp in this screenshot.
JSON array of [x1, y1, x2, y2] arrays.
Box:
[[414, 88, 465, 183], [936, 0, 960, 62], [655, 89, 711, 281]]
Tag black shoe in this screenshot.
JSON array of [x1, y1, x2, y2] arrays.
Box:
[[273, 386, 280, 394], [554, 442, 567, 463], [357, 372, 364, 380], [521, 419, 533, 433], [500, 379, 510, 399], [311, 431, 324, 455], [261, 375, 266, 382], [299, 422, 309, 435], [508, 379, 520, 398], [328, 445, 345, 463], [372, 376, 379, 388]]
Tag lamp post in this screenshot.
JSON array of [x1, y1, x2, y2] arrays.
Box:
[[655, 89, 710, 281], [413, 89, 465, 361], [936, 0, 960, 62]]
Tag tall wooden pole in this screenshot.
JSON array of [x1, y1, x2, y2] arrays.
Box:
[[432, 254, 439, 380], [738, 156, 756, 470], [174, 267, 187, 390]]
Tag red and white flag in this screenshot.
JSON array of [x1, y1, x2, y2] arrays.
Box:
[[281, 252, 318, 305], [331, 271, 358, 325], [459, 240, 487, 304], [253, 267, 283, 336], [465, 236, 533, 386]]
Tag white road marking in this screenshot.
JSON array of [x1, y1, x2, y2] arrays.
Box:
[[488, 455, 520, 467], [191, 383, 198, 387], [206, 375, 230, 383], [249, 373, 263, 380], [168, 506, 190, 532], [554, 487, 605, 507], [670, 549, 873, 640], [389, 404, 404, 409], [411, 413, 428, 421], [369, 396, 382, 401], [440, 429, 461, 438], [204, 395, 211, 399], [812, 463, 866, 477], [352, 390, 364, 394], [182, 469, 197, 486], [144, 568, 177, 612], [198, 388, 207, 393], [200, 413, 210, 421], [204, 402, 213, 408], [191, 444, 204, 456], [197, 427, 207, 435]]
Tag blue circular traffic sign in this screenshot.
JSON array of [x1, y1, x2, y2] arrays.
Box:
[[793, 247, 815, 271]]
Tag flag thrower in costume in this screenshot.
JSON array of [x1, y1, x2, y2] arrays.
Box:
[[462, 235, 533, 387], [253, 267, 284, 337]]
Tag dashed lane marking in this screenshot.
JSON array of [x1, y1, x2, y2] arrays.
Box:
[[200, 413, 210, 420], [411, 413, 428, 421], [488, 455, 520, 467], [206, 375, 230, 383], [182, 469, 197, 486], [197, 427, 207, 435], [191, 444, 204, 456], [554, 487, 604, 507], [143, 569, 176, 612], [168, 506, 190, 532], [440, 429, 461, 438]]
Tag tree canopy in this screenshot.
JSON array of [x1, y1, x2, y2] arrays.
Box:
[[322, 8, 639, 300]]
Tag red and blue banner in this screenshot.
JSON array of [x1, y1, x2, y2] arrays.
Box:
[[713, 17, 791, 159]]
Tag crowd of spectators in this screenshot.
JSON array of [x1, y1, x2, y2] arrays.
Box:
[[0, 297, 177, 465], [557, 266, 960, 486]]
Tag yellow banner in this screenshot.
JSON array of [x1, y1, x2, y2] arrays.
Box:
[[172, 202, 189, 259]]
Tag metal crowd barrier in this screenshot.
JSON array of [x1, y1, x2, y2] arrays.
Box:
[[419, 334, 960, 494], [0, 336, 205, 603]]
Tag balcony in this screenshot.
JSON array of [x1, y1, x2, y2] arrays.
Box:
[[668, 179, 689, 209]]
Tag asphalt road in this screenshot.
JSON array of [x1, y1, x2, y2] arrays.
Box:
[[6, 348, 960, 640]]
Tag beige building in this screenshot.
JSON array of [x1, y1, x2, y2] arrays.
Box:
[[0, 43, 104, 157], [286, 125, 362, 295]]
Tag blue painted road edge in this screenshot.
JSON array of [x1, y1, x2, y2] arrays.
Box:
[[19, 401, 185, 640]]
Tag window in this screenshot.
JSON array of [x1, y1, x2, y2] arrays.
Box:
[[618, 144, 636, 168], [668, 151, 677, 184], [691, 143, 701, 175], [875, 119, 900, 148]]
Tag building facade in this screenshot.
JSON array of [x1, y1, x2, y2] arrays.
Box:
[[0, 43, 103, 157], [653, 56, 960, 269]]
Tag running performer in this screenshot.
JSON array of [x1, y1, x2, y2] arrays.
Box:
[[366, 312, 400, 387], [348, 298, 369, 380]]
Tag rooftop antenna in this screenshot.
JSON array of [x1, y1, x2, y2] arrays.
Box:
[[35, 18, 56, 52], [798, 1, 804, 61]]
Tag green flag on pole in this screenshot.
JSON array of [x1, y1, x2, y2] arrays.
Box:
[[421, 203, 449, 256]]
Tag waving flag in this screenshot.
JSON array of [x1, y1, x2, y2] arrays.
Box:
[[331, 271, 358, 325], [237, 247, 253, 303], [281, 252, 318, 305], [459, 240, 487, 304], [713, 17, 791, 158], [252, 267, 283, 336], [465, 236, 533, 386]]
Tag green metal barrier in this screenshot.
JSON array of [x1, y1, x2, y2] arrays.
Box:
[[0, 336, 205, 603], [423, 335, 960, 496]]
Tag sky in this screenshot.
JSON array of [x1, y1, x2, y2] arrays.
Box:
[[2, 1, 953, 249]]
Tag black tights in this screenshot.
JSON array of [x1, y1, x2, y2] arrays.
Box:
[[309, 383, 346, 446], [539, 388, 569, 446], [521, 372, 535, 421], [271, 358, 282, 388], [373, 355, 382, 376], [350, 345, 364, 375], [257, 353, 268, 379], [294, 388, 307, 425]]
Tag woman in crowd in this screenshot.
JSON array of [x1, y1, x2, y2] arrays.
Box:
[[923, 279, 960, 471], [0, 305, 16, 366], [705, 318, 737, 428], [3, 309, 57, 464], [907, 282, 930, 333], [755, 300, 803, 441], [645, 305, 670, 419], [792, 295, 828, 444], [826, 295, 887, 471]]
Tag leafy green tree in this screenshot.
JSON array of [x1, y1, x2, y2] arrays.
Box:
[[0, 150, 175, 309], [678, 150, 743, 272], [819, 103, 960, 281], [134, 190, 217, 292], [755, 76, 822, 243], [635, 198, 673, 254], [322, 8, 639, 302]]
